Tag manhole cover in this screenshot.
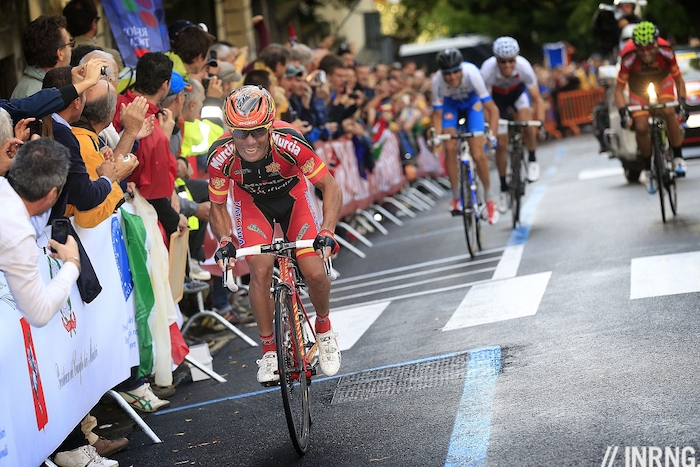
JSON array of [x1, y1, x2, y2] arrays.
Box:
[[331, 353, 470, 404]]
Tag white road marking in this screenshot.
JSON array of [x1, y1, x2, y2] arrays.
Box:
[[330, 301, 390, 350], [492, 244, 524, 280], [630, 252, 700, 299], [443, 272, 552, 330], [578, 167, 624, 180]]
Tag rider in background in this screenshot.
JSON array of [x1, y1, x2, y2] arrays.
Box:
[[615, 21, 688, 193], [480, 37, 545, 213], [208, 86, 343, 385], [431, 48, 500, 224]]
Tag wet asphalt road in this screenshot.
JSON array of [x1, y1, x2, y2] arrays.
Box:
[[103, 134, 700, 467]]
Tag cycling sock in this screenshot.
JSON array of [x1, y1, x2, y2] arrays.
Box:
[[260, 334, 275, 354], [672, 146, 683, 159], [500, 176, 508, 192], [315, 314, 331, 334], [528, 150, 537, 162]]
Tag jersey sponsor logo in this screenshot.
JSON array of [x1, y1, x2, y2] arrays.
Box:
[[234, 168, 252, 175], [444, 112, 455, 121], [623, 54, 637, 69], [210, 143, 235, 170], [271, 132, 301, 156], [247, 223, 267, 239], [658, 47, 674, 61], [265, 161, 281, 174], [233, 200, 244, 246], [297, 223, 309, 240], [211, 177, 227, 189], [301, 159, 316, 176]]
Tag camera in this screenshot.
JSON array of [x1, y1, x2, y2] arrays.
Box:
[[202, 76, 211, 93], [51, 219, 69, 252], [348, 92, 359, 99], [28, 118, 43, 136], [100, 66, 107, 76], [306, 70, 326, 85], [207, 50, 218, 68]]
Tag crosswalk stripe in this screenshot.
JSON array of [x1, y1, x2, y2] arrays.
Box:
[[443, 272, 551, 330], [330, 302, 390, 351], [630, 252, 700, 299]]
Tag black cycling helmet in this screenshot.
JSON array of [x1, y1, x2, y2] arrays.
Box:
[[437, 48, 463, 72]]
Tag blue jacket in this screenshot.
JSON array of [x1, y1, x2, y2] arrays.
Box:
[[1, 86, 79, 124]]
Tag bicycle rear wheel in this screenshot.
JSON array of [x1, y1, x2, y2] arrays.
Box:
[[460, 162, 479, 258], [510, 149, 525, 229], [274, 289, 310, 455]]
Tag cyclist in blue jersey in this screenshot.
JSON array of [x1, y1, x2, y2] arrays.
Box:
[[481, 36, 545, 212], [431, 48, 500, 224]]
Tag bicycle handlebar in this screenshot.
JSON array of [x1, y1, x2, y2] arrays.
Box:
[[628, 101, 679, 112], [222, 239, 334, 292], [498, 119, 542, 127]]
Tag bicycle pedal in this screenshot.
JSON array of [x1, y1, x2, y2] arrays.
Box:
[[260, 380, 280, 388], [450, 209, 462, 217]]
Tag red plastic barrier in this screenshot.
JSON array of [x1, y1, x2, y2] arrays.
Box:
[[314, 132, 407, 218]]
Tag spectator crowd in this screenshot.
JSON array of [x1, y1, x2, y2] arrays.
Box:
[[1, 2, 649, 466]]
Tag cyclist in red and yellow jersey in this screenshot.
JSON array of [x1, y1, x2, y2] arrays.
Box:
[[615, 21, 688, 192], [208, 86, 343, 385]]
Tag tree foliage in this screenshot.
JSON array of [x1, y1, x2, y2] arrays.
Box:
[[390, 0, 697, 62]]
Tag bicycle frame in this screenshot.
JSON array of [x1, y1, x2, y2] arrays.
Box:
[[628, 100, 678, 222], [499, 119, 541, 228], [274, 252, 318, 377]]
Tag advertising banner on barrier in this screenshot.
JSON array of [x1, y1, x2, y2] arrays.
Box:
[[102, 0, 169, 67], [0, 214, 136, 467]]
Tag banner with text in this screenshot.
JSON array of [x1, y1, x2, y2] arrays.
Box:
[[0, 213, 137, 467], [102, 0, 170, 68]]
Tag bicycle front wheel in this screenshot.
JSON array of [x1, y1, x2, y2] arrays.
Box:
[[274, 289, 311, 455], [664, 145, 677, 216], [652, 132, 667, 223], [460, 162, 480, 258]]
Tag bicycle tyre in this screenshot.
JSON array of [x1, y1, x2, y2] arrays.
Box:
[[510, 148, 524, 229], [664, 144, 677, 216], [460, 162, 478, 258], [652, 128, 666, 223], [275, 289, 311, 455]]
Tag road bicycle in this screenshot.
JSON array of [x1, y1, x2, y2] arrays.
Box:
[[628, 100, 678, 223], [499, 119, 542, 228], [223, 238, 333, 455], [429, 120, 484, 259]]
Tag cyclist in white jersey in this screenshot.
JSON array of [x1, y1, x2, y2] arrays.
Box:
[[481, 37, 545, 213], [431, 48, 500, 225]]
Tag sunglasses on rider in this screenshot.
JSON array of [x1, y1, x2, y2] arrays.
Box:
[[636, 44, 657, 53], [232, 127, 269, 139], [497, 58, 515, 64]]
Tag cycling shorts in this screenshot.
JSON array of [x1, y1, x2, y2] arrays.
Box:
[[441, 94, 485, 133], [232, 181, 321, 259], [492, 83, 532, 135], [628, 75, 675, 120]]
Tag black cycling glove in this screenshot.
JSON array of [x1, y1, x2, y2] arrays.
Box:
[[214, 239, 237, 262], [313, 229, 340, 255]]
